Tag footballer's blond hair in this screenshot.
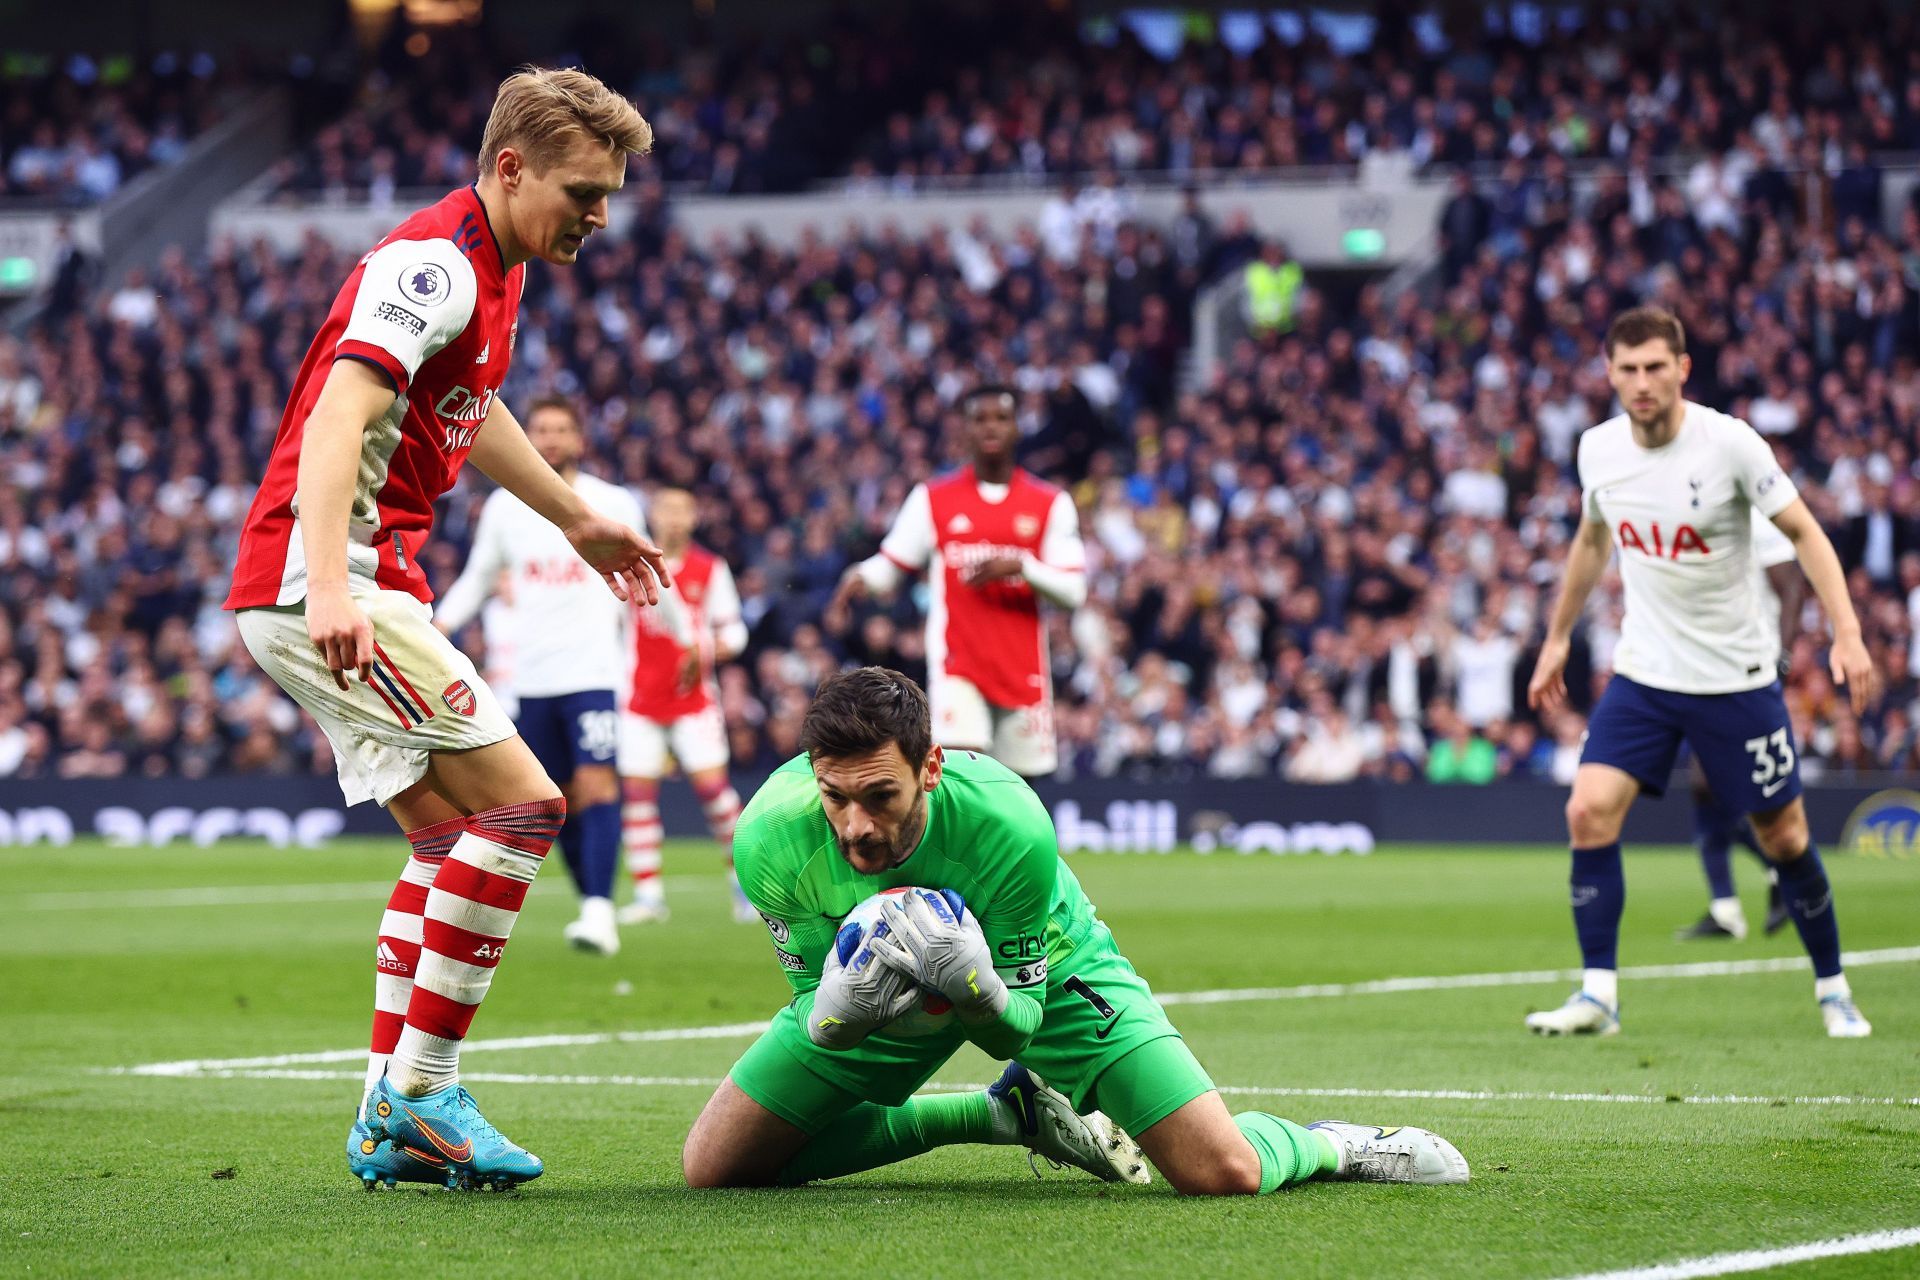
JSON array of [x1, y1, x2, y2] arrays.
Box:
[[477, 67, 653, 178]]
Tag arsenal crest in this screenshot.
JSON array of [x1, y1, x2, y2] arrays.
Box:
[[1015, 513, 1040, 538], [442, 680, 477, 716]]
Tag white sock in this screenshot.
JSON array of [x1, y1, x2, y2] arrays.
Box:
[[1583, 968, 1618, 1009], [388, 1028, 461, 1097], [1709, 897, 1748, 937], [1814, 974, 1851, 1002], [578, 896, 614, 927]]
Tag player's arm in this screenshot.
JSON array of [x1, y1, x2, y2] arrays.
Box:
[[432, 492, 508, 636], [1011, 490, 1088, 607], [707, 560, 749, 660], [1527, 512, 1611, 712], [1770, 498, 1878, 712], [469, 397, 669, 605], [297, 358, 401, 690], [1767, 562, 1807, 661], [832, 483, 933, 607]]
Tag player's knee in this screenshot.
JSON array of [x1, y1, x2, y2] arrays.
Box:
[[1165, 1144, 1263, 1197], [1751, 804, 1808, 860], [1564, 795, 1615, 845]]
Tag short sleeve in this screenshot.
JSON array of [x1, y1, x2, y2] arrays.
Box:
[[1730, 419, 1797, 519], [1040, 489, 1085, 569], [1751, 507, 1796, 568], [1576, 430, 1604, 525], [878, 484, 936, 571], [335, 238, 479, 397]]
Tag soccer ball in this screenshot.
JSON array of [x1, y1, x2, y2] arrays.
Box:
[[834, 887, 966, 1037]]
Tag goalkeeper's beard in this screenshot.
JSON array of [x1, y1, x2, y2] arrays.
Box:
[[837, 793, 928, 873]]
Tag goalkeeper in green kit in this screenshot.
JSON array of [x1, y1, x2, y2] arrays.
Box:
[[682, 667, 1469, 1193]]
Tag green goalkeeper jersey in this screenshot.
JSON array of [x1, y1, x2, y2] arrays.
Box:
[[734, 749, 1100, 1030]]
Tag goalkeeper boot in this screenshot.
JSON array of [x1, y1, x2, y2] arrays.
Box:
[[989, 1062, 1150, 1185], [346, 1114, 450, 1190], [364, 1077, 543, 1191], [1525, 990, 1620, 1036], [1306, 1122, 1470, 1185]]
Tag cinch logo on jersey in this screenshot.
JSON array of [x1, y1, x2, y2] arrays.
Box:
[[1614, 520, 1710, 560], [942, 541, 1029, 572]]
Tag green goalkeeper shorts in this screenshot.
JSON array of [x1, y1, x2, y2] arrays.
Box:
[[730, 920, 1215, 1138]]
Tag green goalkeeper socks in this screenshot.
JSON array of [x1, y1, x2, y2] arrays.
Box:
[[778, 1092, 1001, 1186], [1233, 1113, 1341, 1193]]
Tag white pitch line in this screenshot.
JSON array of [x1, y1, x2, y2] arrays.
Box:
[[108, 944, 1920, 1078], [115, 1068, 1920, 1110], [15, 875, 710, 912], [1550, 1225, 1920, 1280]]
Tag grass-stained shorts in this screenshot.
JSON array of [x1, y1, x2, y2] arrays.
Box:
[[731, 920, 1215, 1139]]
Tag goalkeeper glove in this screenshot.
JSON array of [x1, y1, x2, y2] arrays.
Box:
[[871, 889, 1008, 1024], [808, 924, 920, 1049]]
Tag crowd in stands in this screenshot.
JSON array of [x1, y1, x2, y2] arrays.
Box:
[[6, 9, 1920, 787], [0, 54, 231, 205], [268, 7, 1920, 202]]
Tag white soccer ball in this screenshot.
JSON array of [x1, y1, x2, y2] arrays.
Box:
[[833, 886, 965, 1037]]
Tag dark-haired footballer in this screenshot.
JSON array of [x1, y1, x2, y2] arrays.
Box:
[[681, 666, 1471, 1194]]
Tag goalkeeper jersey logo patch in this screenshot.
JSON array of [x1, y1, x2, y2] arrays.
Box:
[[762, 915, 790, 944]]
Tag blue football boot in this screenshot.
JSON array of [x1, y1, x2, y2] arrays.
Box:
[[346, 1113, 451, 1190], [363, 1077, 544, 1191]]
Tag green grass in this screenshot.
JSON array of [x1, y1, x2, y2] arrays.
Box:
[[3, 839, 1918, 1278]]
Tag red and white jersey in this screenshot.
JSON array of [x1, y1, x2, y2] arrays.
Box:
[[226, 186, 526, 610], [627, 544, 742, 722], [879, 466, 1083, 709], [1579, 401, 1799, 694]]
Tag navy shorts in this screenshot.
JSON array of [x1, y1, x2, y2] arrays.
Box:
[[1580, 674, 1802, 812], [516, 690, 618, 779]]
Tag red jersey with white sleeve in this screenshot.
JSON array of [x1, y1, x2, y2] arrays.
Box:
[[872, 466, 1085, 708], [225, 186, 526, 610], [627, 544, 743, 722]]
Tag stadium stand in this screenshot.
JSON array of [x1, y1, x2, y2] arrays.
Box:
[[4, 10, 1919, 785]]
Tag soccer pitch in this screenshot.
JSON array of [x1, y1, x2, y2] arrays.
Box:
[[4, 839, 1918, 1279]]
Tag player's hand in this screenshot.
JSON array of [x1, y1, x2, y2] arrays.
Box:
[[675, 649, 701, 695], [808, 930, 919, 1049], [961, 555, 1024, 586], [306, 584, 373, 692], [871, 890, 1008, 1024], [565, 515, 670, 605], [829, 568, 868, 611], [1527, 636, 1571, 712], [1830, 629, 1879, 715]]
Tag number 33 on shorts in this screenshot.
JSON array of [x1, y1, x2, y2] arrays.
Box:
[[1745, 726, 1795, 800]]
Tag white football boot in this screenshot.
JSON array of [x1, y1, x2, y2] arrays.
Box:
[[1820, 994, 1872, 1038], [1525, 990, 1620, 1036], [989, 1063, 1151, 1185], [563, 896, 620, 955], [1306, 1122, 1470, 1184]]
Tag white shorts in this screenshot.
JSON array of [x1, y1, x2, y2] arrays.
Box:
[[236, 590, 515, 807], [930, 673, 1057, 777], [618, 705, 729, 778]]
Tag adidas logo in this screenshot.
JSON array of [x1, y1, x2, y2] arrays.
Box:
[[376, 941, 409, 974], [474, 339, 490, 364], [947, 514, 974, 534]]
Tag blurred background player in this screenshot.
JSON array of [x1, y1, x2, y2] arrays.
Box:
[[1675, 509, 1805, 942], [830, 385, 1086, 778], [222, 69, 666, 1187], [618, 487, 754, 924], [435, 396, 642, 956], [1526, 307, 1877, 1040]]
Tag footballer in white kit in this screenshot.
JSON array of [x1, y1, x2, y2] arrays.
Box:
[[831, 385, 1087, 778], [1673, 509, 1803, 944], [1527, 308, 1878, 1039], [435, 396, 655, 955]]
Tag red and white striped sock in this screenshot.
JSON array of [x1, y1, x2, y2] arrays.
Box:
[[692, 775, 741, 851], [622, 777, 664, 903], [365, 816, 465, 1101], [387, 798, 566, 1098]]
